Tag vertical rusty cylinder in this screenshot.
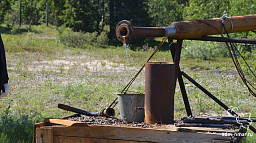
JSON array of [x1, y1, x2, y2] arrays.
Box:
[[145, 62, 176, 124]]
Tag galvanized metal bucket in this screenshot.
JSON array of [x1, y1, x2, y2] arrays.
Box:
[[117, 93, 144, 123]]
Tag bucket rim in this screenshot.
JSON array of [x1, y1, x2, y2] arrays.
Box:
[[117, 93, 144, 96], [146, 62, 174, 64]]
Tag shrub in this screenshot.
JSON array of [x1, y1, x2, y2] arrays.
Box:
[[85, 31, 98, 45], [182, 40, 230, 59], [10, 26, 20, 35], [0, 105, 37, 143], [5, 10, 20, 27], [58, 28, 87, 48], [97, 31, 109, 46], [58, 29, 98, 48]]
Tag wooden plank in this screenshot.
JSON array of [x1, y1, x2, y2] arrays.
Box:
[[52, 125, 230, 143], [36, 127, 53, 143], [44, 118, 88, 127], [53, 136, 151, 143], [33, 122, 45, 143]]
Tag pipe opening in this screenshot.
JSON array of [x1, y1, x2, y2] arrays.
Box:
[[103, 108, 115, 116], [120, 26, 128, 37]]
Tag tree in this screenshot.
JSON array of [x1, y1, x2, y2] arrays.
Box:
[[229, 0, 256, 16], [147, 0, 187, 27], [108, 0, 152, 43], [0, 0, 13, 24], [183, 0, 256, 20], [10, 0, 54, 25], [56, 0, 101, 32]]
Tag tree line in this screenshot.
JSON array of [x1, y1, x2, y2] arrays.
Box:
[[0, 0, 255, 43]]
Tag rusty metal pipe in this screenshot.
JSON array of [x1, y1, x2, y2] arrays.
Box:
[[144, 62, 176, 124], [58, 103, 115, 117], [116, 15, 256, 42], [116, 20, 176, 43]]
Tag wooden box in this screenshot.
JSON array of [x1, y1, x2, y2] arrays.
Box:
[[34, 119, 244, 143]]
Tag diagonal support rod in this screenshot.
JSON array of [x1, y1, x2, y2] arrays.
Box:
[[181, 71, 256, 133], [168, 38, 192, 117]]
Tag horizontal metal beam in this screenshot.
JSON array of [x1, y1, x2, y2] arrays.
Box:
[[185, 36, 256, 44], [116, 15, 256, 42]]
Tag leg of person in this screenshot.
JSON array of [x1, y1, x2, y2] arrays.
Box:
[[0, 34, 9, 97]]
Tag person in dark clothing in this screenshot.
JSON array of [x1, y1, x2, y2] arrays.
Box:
[[0, 0, 9, 97], [0, 34, 9, 97]]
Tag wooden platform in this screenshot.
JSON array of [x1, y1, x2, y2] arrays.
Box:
[[34, 119, 245, 143]]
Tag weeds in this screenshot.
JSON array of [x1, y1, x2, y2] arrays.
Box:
[[0, 101, 38, 143], [182, 40, 230, 59]]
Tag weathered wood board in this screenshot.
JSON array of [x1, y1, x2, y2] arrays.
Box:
[[34, 119, 244, 143]]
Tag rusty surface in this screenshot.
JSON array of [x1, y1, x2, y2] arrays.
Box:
[[116, 14, 256, 42], [144, 62, 175, 124], [132, 27, 165, 37], [115, 20, 133, 43], [171, 15, 256, 39], [116, 20, 165, 43]]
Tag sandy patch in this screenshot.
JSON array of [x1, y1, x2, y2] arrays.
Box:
[[28, 58, 136, 73]]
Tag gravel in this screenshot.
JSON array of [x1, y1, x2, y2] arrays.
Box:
[[67, 116, 159, 128]]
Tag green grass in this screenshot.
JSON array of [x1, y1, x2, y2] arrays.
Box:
[[1, 24, 256, 142]]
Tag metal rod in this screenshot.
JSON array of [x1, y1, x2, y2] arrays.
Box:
[[116, 20, 176, 43], [181, 71, 256, 133], [19, 0, 22, 27], [183, 117, 249, 124], [186, 36, 256, 44], [174, 40, 194, 116], [178, 73, 193, 117], [181, 72, 236, 115], [174, 40, 183, 80], [58, 103, 115, 117], [184, 117, 256, 123], [168, 38, 192, 117], [58, 103, 98, 116], [176, 123, 236, 128], [217, 116, 256, 122], [46, 2, 49, 26]]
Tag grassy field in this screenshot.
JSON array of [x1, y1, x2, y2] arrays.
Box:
[[1, 24, 256, 142]]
